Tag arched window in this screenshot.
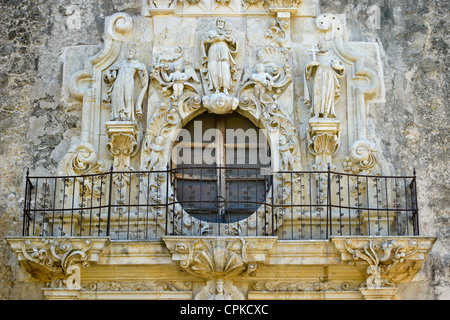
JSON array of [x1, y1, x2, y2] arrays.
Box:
[[172, 112, 272, 223]]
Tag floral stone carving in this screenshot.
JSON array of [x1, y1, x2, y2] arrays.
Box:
[[331, 237, 436, 290], [8, 238, 109, 289]]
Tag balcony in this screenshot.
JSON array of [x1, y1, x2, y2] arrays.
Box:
[[7, 166, 435, 300], [21, 166, 420, 240]]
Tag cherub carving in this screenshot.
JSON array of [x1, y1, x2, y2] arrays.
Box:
[[161, 62, 199, 100], [279, 134, 295, 171], [251, 63, 281, 99], [142, 135, 165, 171], [202, 92, 239, 115]]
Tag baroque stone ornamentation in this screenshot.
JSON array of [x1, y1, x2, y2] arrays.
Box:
[[265, 18, 289, 47], [5, 0, 435, 301], [106, 129, 139, 171], [163, 236, 277, 300], [195, 279, 244, 300], [331, 237, 435, 290], [82, 280, 192, 292], [252, 279, 359, 292], [17, 238, 100, 288], [343, 140, 380, 175]]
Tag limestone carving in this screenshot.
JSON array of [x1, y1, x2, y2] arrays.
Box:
[[107, 132, 139, 171], [251, 63, 281, 99], [57, 141, 106, 203], [252, 279, 358, 292], [163, 237, 276, 300], [83, 280, 192, 292], [305, 41, 345, 118], [195, 279, 244, 300], [309, 133, 339, 172], [142, 135, 165, 171], [141, 103, 181, 171], [343, 238, 420, 289], [267, 0, 302, 8], [343, 140, 380, 175], [57, 141, 105, 177], [164, 63, 199, 101], [238, 47, 293, 133], [202, 92, 239, 114], [175, 238, 257, 279], [151, 47, 200, 102], [20, 238, 93, 289], [201, 18, 238, 95], [172, 238, 254, 300], [104, 48, 149, 121], [265, 18, 289, 47], [279, 134, 295, 171]]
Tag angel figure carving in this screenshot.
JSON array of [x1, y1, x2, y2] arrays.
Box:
[[142, 135, 165, 171], [201, 18, 238, 95], [279, 134, 295, 171], [161, 62, 199, 100], [305, 41, 345, 118], [104, 49, 149, 121], [251, 63, 281, 99]]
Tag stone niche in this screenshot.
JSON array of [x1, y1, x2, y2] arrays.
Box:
[[6, 0, 436, 300]]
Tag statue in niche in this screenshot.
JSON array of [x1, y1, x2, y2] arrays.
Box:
[[104, 48, 149, 121], [201, 18, 238, 95], [251, 63, 281, 99], [304, 41, 345, 118]]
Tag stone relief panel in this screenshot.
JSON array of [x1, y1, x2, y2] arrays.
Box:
[[60, 0, 388, 240]]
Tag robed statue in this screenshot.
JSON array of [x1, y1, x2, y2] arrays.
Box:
[[201, 18, 238, 95], [305, 41, 345, 118], [104, 49, 149, 121]]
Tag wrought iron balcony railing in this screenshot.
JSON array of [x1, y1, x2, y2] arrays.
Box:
[[22, 166, 420, 240]]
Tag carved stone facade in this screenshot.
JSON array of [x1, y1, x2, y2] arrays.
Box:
[[2, 0, 446, 300]]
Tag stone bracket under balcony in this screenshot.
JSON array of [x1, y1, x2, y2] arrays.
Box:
[[6, 235, 435, 300]]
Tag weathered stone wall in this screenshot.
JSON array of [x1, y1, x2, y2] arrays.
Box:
[[0, 0, 447, 299]]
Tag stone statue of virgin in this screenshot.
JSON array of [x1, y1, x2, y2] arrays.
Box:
[[201, 18, 238, 95]]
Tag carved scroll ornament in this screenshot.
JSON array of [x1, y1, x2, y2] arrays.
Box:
[[20, 238, 93, 289], [343, 238, 420, 289]]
